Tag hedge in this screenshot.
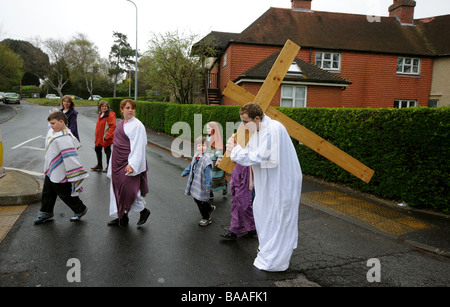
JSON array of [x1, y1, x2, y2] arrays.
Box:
[[104, 98, 450, 214]]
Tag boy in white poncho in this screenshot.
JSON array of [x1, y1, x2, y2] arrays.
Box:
[[34, 111, 89, 224]]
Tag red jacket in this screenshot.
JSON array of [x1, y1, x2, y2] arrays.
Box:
[[94, 110, 116, 147]]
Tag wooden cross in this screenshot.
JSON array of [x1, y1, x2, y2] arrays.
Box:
[[218, 40, 374, 184]]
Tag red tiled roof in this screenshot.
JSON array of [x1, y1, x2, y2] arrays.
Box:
[[234, 8, 438, 56]]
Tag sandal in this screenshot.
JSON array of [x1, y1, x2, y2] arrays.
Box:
[[220, 229, 237, 240]]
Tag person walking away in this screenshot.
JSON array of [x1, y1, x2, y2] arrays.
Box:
[[107, 99, 150, 227], [181, 136, 216, 227], [92, 100, 116, 172], [60, 95, 80, 142], [34, 111, 89, 224], [227, 102, 302, 272]]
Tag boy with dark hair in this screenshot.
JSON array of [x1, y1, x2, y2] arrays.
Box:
[[34, 111, 89, 224]]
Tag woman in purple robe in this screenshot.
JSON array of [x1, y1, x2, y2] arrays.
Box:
[[106, 99, 150, 227]]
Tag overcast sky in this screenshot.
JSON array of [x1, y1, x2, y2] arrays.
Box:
[[1, 0, 449, 58]]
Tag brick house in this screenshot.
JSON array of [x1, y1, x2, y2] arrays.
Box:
[[195, 0, 450, 108]]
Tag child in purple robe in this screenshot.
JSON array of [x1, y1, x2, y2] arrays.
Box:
[[220, 163, 256, 240], [107, 99, 150, 227]]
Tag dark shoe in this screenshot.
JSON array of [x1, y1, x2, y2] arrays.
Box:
[[221, 230, 237, 240], [102, 166, 108, 173], [34, 216, 54, 225], [91, 165, 102, 171], [209, 191, 214, 201], [222, 184, 228, 195], [245, 230, 258, 237], [108, 215, 129, 227], [137, 208, 150, 226]]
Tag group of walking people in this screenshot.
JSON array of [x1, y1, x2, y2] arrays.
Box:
[[33, 96, 302, 272]]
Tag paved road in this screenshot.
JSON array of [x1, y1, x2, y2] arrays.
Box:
[[1, 101, 449, 290]]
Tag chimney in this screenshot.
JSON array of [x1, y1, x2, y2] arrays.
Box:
[[291, 0, 312, 11], [389, 0, 416, 24]]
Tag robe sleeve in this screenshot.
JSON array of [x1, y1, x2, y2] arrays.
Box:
[[126, 119, 147, 176], [230, 122, 279, 169]]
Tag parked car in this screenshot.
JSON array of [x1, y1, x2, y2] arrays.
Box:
[[0, 92, 6, 102], [88, 95, 102, 101], [4, 92, 21, 104], [68, 95, 83, 100], [46, 94, 60, 99]]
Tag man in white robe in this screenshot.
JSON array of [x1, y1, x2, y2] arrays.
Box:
[[228, 102, 302, 272]]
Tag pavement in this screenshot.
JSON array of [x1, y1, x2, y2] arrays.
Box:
[[1, 127, 449, 257]]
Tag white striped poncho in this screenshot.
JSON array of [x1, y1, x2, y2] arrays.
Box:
[[44, 129, 89, 196]]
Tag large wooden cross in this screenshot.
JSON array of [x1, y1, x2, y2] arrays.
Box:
[[218, 40, 374, 184]]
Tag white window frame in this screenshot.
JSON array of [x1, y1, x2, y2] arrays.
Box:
[[397, 57, 421, 75], [223, 52, 227, 68], [280, 85, 307, 107], [315, 52, 341, 71], [394, 99, 417, 108]]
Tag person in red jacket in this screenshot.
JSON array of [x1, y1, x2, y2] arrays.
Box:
[[92, 100, 116, 172]]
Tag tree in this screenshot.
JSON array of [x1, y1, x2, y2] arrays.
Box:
[[108, 32, 135, 97], [143, 31, 210, 104], [0, 43, 24, 90], [67, 34, 100, 99], [44, 38, 72, 97], [1, 39, 50, 82]]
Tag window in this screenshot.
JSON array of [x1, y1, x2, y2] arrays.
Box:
[[223, 52, 227, 68], [315, 52, 341, 71], [287, 62, 302, 76], [281, 85, 307, 107], [394, 100, 417, 108], [397, 57, 420, 75], [428, 100, 439, 108]]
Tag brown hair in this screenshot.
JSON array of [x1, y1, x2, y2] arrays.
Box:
[[120, 99, 136, 110], [195, 136, 209, 147], [61, 95, 75, 110], [48, 111, 68, 125], [239, 102, 264, 119], [98, 100, 110, 113]]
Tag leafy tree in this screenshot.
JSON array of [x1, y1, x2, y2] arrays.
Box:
[[0, 43, 24, 90], [44, 38, 72, 97], [108, 32, 135, 97], [1, 39, 50, 82], [143, 31, 213, 104], [67, 34, 100, 99]]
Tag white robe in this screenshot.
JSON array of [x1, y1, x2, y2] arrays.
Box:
[[230, 115, 302, 271], [107, 117, 148, 217]]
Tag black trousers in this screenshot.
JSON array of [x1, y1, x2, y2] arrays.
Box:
[[40, 176, 86, 214], [194, 198, 213, 219], [95, 145, 111, 168]]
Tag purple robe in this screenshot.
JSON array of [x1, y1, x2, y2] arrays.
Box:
[[229, 163, 256, 237], [111, 120, 148, 219]]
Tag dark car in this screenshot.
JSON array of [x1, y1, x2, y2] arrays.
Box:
[[4, 93, 21, 104]]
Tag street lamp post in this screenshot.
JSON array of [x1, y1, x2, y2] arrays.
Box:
[[127, 0, 138, 101]]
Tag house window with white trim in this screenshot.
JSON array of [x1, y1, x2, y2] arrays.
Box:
[[315, 52, 341, 71], [281, 85, 307, 107], [394, 99, 417, 108], [397, 57, 420, 75]]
